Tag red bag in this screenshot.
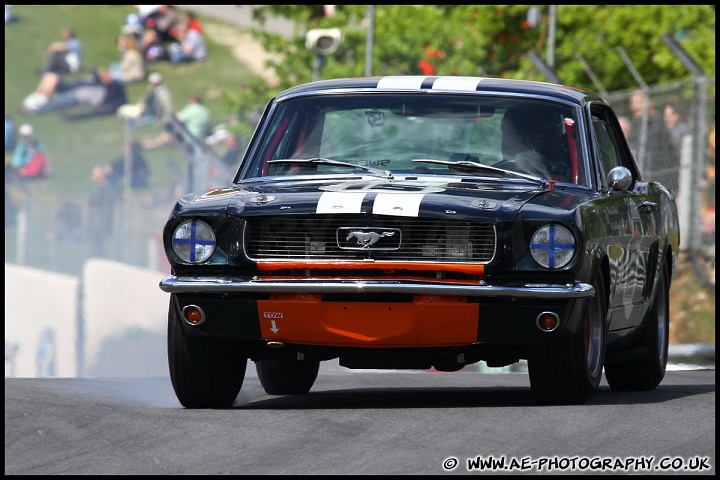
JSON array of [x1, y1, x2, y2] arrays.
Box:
[[18, 149, 50, 178]]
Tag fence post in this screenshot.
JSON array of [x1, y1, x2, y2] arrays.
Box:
[[16, 209, 27, 265], [677, 134, 693, 251], [119, 120, 134, 262], [690, 76, 708, 251]]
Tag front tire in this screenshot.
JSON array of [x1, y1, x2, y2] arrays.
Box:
[[605, 263, 669, 391], [528, 273, 607, 405], [168, 297, 247, 408], [256, 358, 320, 395]]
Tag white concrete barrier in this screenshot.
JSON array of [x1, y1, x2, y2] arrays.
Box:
[[82, 259, 170, 377], [5, 263, 79, 378], [5, 260, 171, 378]]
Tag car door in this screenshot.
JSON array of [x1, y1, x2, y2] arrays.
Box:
[[589, 104, 657, 331]]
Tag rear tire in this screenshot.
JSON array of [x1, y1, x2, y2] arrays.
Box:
[[528, 273, 607, 405], [168, 297, 247, 408], [256, 358, 320, 395], [605, 263, 669, 391]]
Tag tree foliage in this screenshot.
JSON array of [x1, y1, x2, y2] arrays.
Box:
[[227, 5, 715, 116]]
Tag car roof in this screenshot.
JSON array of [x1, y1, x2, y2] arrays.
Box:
[[276, 76, 606, 107]]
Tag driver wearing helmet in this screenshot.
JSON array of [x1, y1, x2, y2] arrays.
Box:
[[501, 105, 569, 180]]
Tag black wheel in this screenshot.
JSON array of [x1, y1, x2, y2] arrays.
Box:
[[167, 297, 247, 408], [255, 357, 320, 395], [605, 264, 669, 391], [528, 273, 607, 405]]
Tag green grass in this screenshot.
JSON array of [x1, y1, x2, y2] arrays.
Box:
[[5, 5, 258, 276]]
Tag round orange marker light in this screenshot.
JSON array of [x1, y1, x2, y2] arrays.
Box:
[[182, 305, 206, 325], [536, 312, 559, 332]]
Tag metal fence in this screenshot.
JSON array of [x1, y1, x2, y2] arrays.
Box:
[[605, 77, 716, 290], [5, 78, 716, 290]]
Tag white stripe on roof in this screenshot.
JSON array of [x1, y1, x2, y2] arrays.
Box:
[[431, 76, 483, 91], [376, 76, 484, 91], [377, 76, 427, 89]]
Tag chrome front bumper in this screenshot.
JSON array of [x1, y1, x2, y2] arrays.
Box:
[[160, 276, 595, 299]]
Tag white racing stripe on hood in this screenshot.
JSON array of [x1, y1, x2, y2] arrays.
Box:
[[372, 193, 425, 217], [316, 191, 367, 214]]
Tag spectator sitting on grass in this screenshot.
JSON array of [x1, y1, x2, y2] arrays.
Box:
[[143, 4, 182, 44], [22, 68, 128, 121], [205, 113, 244, 167], [184, 11, 203, 34], [168, 16, 207, 64], [142, 92, 210, 149], [7, 123, 51, 180], [139, 29, 170, 63], [37, 27, 83, 77], [108, 33, 146, 84], [24, 28, 86, 110], [117, 72, 174, 128]]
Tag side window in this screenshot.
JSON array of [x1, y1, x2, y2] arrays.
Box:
[[591, 105, 636, 189], [592, 116, 618, 189]]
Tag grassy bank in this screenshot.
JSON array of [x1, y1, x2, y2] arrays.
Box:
[[5, 5, 257, 275], [5, 5, 254, 200]]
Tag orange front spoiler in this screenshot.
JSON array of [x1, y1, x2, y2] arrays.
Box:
[[258, 293, 479, 348]]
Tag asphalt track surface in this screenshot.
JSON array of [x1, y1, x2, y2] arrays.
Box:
[[5, 368, 715, 475]]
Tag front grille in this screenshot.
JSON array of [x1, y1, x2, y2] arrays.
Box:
[[244, 215, 495, 263]]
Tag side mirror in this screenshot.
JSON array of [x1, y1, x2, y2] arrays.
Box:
[[305, 28, 342, 56], [607, 166, 633, 192]]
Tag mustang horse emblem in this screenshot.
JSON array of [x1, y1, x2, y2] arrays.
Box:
[[346, 230, 395, 248]]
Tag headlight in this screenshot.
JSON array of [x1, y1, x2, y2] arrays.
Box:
[[171, 220, 216, 263], [529, 224, 575, 269]]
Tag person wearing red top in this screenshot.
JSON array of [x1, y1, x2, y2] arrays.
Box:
[[184, 11, 203, 33]]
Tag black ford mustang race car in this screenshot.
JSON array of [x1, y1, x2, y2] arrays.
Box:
[[159, 76, 679, 408]]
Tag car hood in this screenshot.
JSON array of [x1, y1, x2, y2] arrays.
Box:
[[175, 176, 585, 223]]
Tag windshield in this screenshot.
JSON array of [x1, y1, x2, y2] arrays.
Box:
[[240, 93, 586, 185]]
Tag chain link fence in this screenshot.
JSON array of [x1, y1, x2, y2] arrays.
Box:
[[606, 77, 715, 290]]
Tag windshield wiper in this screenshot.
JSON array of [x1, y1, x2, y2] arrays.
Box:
[[412, 159, 545, 185], [268, 158, 394, 180]]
